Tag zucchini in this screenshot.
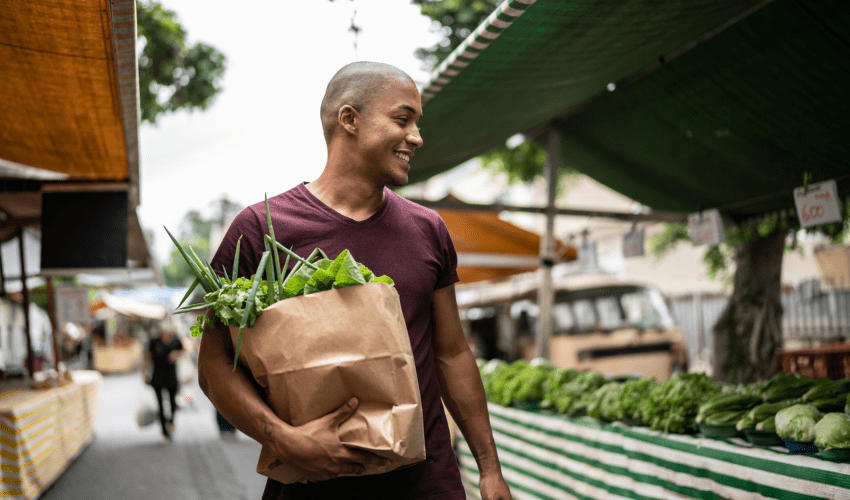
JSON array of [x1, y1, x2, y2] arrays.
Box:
[[755, 416, 776, 432], [736, 414, 756, 431], [697, 393, 762, 423], [705, 410, 748, 426], [803, 379, 850, 401], [748, 399, 799, 421], [811, 392, 849, 413], [762, 375, 815, 402]]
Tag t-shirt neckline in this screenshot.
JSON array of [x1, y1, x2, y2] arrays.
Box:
[[298, 182, 391, 225]]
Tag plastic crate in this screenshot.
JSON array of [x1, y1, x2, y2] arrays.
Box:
[[774, 342, 850, 380]]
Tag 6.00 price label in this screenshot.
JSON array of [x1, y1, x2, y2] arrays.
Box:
[[794, 180, 842, 229]]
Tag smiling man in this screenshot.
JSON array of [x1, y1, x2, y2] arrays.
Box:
[[199, 62, 512, 500]]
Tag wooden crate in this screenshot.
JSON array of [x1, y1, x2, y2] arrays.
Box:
[[774, 342, 850, 380]]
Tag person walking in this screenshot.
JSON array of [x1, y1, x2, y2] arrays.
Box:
[[144, 318, 184, 443], [198, 61, 512, 499]]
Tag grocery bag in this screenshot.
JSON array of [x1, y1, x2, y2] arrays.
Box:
[[229, 282, 425, 484]]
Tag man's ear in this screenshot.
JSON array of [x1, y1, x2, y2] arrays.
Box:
[[338, 105, 358, 135]]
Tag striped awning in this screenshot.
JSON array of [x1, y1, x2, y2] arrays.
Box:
[[412, 0, 850, 217]]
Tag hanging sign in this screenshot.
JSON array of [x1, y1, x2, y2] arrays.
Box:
[[578, 241, 598, 270], [794, 179, 842, 228], [688, 209, 725, 247], [55, 284, 91, 325], [622, 229, 645, 258]]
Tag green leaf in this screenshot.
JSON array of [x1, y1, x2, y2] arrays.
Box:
[[332, 250, 367, 288], [176, 278, 200, 309], [164, 225, 214, 293], [234, 251, 270, 369], [272, 241, 319, 270], [264, 194, 283, 284], [371, 275, 395, 286], [283, 262, 316, 298], [231, 235, 242, 282]]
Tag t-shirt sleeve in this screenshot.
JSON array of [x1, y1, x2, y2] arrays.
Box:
[[434, 217, 460, 290], [210, 207, 265, 279]]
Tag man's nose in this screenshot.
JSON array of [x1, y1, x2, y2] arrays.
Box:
[[407, 128, 423, 148]]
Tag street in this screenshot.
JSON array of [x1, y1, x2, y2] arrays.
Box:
[[40, 372, 268, 500]]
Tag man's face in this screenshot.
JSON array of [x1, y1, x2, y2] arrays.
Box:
[[356, 75, 423, 187]]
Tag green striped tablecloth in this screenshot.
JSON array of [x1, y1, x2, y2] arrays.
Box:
[[457, 403, 850, 500]]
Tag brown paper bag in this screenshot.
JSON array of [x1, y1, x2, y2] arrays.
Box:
[[229, 282, 425, 484]]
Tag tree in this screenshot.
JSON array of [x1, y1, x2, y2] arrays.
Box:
[[161, 195, 241, 287], [648, 209, 849, 383], [136, 0, 227, 124]]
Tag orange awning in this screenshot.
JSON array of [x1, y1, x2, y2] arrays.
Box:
[[438, 198, 576, 284]]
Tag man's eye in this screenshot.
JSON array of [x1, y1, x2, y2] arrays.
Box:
[[397, 117, 409, 123]]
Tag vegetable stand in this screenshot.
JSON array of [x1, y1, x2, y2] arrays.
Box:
[[457, 403, 850, 500], [0, 370, 102, 500]]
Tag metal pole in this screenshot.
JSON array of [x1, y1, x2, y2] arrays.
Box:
[[46, 277, 61, 372], [18, 229, 35, 377], [536, 127, 559, 360]]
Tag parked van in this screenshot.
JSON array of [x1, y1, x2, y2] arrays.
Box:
[[456, 274, 688, 381]]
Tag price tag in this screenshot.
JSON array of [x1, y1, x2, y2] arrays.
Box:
[[794, 179, 842, 228], [688, 209, 724, 247], [55, 284, 91, 325], [622, 229, 645, 258]]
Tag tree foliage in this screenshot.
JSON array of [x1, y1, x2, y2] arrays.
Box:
[[136, 0, 227, 124], [161, 195, 241, 287]]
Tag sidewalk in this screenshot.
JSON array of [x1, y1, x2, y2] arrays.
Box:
[[40, 372, 268, 500]]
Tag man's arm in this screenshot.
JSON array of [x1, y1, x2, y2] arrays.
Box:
[[196, 311, 385, 482], [432, 285, 512, 500]]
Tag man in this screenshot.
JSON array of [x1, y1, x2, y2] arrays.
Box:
[[199, 61, 512, 500], [144, 318, 184, 443]]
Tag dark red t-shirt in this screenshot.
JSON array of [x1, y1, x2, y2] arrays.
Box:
[[210, 183, 465, 500]]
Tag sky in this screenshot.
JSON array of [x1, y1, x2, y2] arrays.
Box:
[[136, 1, 442, 263]]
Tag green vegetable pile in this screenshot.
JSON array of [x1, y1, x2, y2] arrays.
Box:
[[638, 373, 718, 434], [166, 195, 393, 366], [475, 357, 850, 445]]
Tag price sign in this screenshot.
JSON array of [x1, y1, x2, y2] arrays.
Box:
[[688, 208, 725, 247], [622, 229, 645, 258], [794, 179, 842, 228], [55, 284, 91, 325], [578, 241, 598, 270]]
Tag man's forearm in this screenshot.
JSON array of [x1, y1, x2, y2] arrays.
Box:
[[198, 321, 291, 449], [438, 349, 502, 476]]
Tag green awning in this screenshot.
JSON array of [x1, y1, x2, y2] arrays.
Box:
[[413, 0, 850, 217]]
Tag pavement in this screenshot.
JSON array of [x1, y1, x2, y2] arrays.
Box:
[[40, 371, 269, 500]]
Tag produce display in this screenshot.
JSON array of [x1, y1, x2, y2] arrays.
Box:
[[478, 361, 850, 460]]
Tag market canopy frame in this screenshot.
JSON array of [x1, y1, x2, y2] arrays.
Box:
[[412, 0, 850, 219], [0, 0, 151, 270]]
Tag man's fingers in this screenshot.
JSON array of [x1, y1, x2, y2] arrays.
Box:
[[331, 396, 359, 425]]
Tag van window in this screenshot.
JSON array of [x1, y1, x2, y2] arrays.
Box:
[[572, 299, 596, 331], [552, 303, 575, 333], [621, 292, 662, 329], [595, 296, 623, 329]]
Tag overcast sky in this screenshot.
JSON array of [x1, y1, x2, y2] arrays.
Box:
[[136, 1, 442, 263]]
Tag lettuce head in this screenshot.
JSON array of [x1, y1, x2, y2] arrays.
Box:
[[813, 412, 850, 450], [775, 403, 823, 442]]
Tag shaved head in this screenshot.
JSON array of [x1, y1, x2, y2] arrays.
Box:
[[320, 61, 415, 142]]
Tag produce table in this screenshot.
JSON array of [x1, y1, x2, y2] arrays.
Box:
[[457, 403, 850, 500], [0, 370, 102, 500]]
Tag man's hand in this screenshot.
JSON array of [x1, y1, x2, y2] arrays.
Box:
[[270, 397, 390, 483], [479, 472, 513, 500]]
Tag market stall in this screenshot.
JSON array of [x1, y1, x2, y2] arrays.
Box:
[[0, 370, 102, 500], [458, 403, 850, 500]]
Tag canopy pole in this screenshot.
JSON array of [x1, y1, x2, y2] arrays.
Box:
[[46, 277, 61, 372], [18, 229, 35, 378], [536, 127, 560, 360]]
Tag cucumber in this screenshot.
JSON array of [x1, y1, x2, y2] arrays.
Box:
[[697, 393, 762, 423], [736, 414, 756, 431], [762, 376, 815, 402], [803, 379, 850, 402], [748, 399, 798, 421], [755, 416, 776, 432], [705, 410, 748, 426]]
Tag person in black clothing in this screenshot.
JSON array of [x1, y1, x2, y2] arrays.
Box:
[[144, 318, 184, 443]]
